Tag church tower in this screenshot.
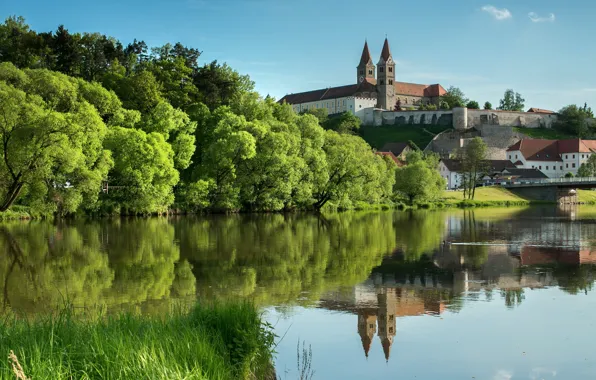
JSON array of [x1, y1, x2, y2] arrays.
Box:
[[376, 38, 396, 110], [356, 41, 375, 84]]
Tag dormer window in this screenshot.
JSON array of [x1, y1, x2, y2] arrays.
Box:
[[389, 67, 393, 73], [368, 70, 373, 75]]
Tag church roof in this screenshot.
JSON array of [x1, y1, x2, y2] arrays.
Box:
[[279, 80, 445, 105], [527, 107, 555, 114], [380, 38, 392, 61], [359, 41, 372, 66]]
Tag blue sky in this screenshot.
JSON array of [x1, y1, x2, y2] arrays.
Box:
[[2, 0, 595, 111]]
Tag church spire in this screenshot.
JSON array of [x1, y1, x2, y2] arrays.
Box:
[[359, 40, 372, 65], [380, 38, 392, 62]]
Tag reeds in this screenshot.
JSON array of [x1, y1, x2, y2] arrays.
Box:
[[0, 303, 276, 380]]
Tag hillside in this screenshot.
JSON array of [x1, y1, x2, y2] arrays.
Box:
[[360, 124, 451, 150], [513, 127, 574, 140]]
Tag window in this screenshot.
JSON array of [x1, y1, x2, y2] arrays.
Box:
[[560, 166, 563, 170], [566, 163, 569, 168], [516, 155, 518, 159], [573, 163, 576, 168], [532, 166, 535, 168], [389, 79, 393, 85], [566, 155, 568, 159], [573, 154, 575, 159], [546, 166, 549, 170], [509, 155, 512, 160], [369, 324, 374, 329], [368, 69, 372, 75], [389, 315, 394, 321], [359, 105, 362, 108], [380, 67, 384, 73], [389, 327, 394, 333], [389, 67, 393, 73], [539, 166, 542, 170], [359, 70, 364, 75]]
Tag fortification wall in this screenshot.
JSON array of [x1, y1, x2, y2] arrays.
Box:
[[361, 107, 557, 129]]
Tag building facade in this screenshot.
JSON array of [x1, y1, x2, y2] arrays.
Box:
[[506, 139, 596, 178], [279, 39, 446, 114]]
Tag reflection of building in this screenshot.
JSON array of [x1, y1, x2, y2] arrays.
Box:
[[357, 310, 376, 357], [377, 289, 396, 361], [521, 246, 596, 265]]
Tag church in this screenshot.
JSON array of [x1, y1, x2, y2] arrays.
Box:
[[279, 39, 446, 115]]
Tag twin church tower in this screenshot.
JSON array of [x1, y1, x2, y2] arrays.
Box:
[[280, 38, 445, 113]]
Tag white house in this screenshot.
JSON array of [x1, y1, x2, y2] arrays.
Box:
[[289, 96, 377, 117], [506, 139, 596, 178]]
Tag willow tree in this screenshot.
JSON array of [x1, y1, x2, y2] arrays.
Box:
[[0, 63, 112, 213]]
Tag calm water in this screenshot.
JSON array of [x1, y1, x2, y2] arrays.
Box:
[[2, 207, 596, 379]]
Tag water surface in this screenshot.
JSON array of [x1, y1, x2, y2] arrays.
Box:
[[2, 206, 596, 379]]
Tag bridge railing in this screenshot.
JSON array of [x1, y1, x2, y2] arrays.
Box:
[[482, 176, 596, 187]]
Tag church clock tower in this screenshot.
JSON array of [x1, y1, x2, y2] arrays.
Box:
[[356, 41, 375, 84], [377, 38, 396, 110]]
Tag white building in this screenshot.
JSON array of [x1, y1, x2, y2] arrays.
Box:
[[289, 96, 377, 118], [506, 139, 596, 178]]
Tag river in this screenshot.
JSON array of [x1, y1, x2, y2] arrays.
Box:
[[1, 206, 596, 379]]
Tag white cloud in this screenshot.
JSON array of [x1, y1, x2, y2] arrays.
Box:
[[492, 369, 513, 380], [481, 5, 512, 20], [528, 12, 556, 22]]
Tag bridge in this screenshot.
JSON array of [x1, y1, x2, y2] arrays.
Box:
[[482, 177, 596, 203]]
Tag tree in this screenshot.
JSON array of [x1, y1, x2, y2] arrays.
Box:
[[299, 108, 328, 125], [439, 100, 449, 110], [498, 89, 525, 111], [440, 86, 468, 109], [554, 104, 593, 137], [394, 152, 445, 205], [193, 60, 254, 110], [323, 111, 361, 134], [466, 100, 479, 109], [0, 63, 112, 214], [483, 101, 492, 110], [457, 137, 488, 200], [578, 155, 596, 177], [565, 172, 575, 178], [394, 99, 402, 111]]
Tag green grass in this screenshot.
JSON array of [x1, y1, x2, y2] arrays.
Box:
[[513, 127, 574, 140], [0, 303, 275, 380], [359, 124, 451, 150], [442, 187, 531, 203], [578, 189, 596, 204]]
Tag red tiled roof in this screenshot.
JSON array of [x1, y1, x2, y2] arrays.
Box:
[[527, 107, 555, 114], [376, 151, 405, 166], [359, 41, 372, 66], [380, 38, 391, 61], [507, 139, 596, 161], [279, 79, 444, 105]]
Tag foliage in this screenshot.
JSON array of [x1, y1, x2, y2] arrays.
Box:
[[359, 124, 450, 151], [483, 101, 492, 110], [513, 126, 574, 140], [394, 151, 445, 204], [466, 100, 479, 109], [565, 172, 575, 178], [554, 104, 594, 138], [578, 155, 596, 177], [455, 137, 488, 200], [299, 108, 328, 124], [497, 89, 525, 111], [418, 103, 438, 111], [323, 111, 361, 134], [440, 86, 467, 109]]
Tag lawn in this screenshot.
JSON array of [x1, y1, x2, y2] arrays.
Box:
[[359, 124, 451, 150], [513, 127, 574, 140], [442, 186, 530, 202]]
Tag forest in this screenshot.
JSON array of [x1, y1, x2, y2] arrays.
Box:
[[0, 16, 397, 216]]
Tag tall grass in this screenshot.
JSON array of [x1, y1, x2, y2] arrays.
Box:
[[0, 303, 276, 380]]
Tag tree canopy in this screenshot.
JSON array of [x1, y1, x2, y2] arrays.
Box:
[[394, 151, 445, 205], [554, 104, 595, 138], [440, 86, 468, 109], [498, 89, 525, 111]]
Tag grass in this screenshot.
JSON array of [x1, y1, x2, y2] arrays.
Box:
[[578, 189, 596, 204], [359, 124, 451, 150], [0, 303, 276, 380], [442, 186, 531, 203], [513, 127, 574, 140]]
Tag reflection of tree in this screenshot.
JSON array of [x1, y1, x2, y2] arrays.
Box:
[[0, 220, 195, 315], [554, 265, 595, 295], [394, 211, 445, 261], [176, 212, 396, 305], [501, 289, 525, 309]]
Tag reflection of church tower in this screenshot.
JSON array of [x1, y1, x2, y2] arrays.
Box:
[[377, 288, 397, 361], [357, 309, 377, 358]]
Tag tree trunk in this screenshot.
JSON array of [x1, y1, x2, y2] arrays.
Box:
[[0, 182, 24, 212]]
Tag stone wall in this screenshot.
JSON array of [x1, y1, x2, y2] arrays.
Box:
[[361, 107, 557, 129]]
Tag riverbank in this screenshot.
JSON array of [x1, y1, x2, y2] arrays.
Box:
[[0, 303, 275, 380]]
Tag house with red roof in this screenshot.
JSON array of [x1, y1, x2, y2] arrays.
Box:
[[278, 39, 446, 116], [506, 139, 596, 177]]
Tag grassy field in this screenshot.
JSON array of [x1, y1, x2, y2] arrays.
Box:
[[513, 127, 573, 140], [0, 303, 275, 380], [359, 124, 451, 150], [442, 187, 531, 203]]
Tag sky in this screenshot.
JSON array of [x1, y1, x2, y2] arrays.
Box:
[[2, 0, 595, 111]]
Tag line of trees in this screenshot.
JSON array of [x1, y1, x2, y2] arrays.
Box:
[[0, 16, 397, 215]]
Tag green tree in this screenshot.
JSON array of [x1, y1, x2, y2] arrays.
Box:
[[497, 89, 525, 111], [457, 137, 488, 200], [323, 111, 361, 134], [0, 63, 112, 213], [554, 104, 593, 137], [578, 154, 596, 177], [394, 152, 445, 205], [299, 108, 328, 125], [466, 100, 479, 109], [193, 61, 254, 110], [440, 86, 468, 109], [483, 101, 492, 110], [439, 100, 449, 110]]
